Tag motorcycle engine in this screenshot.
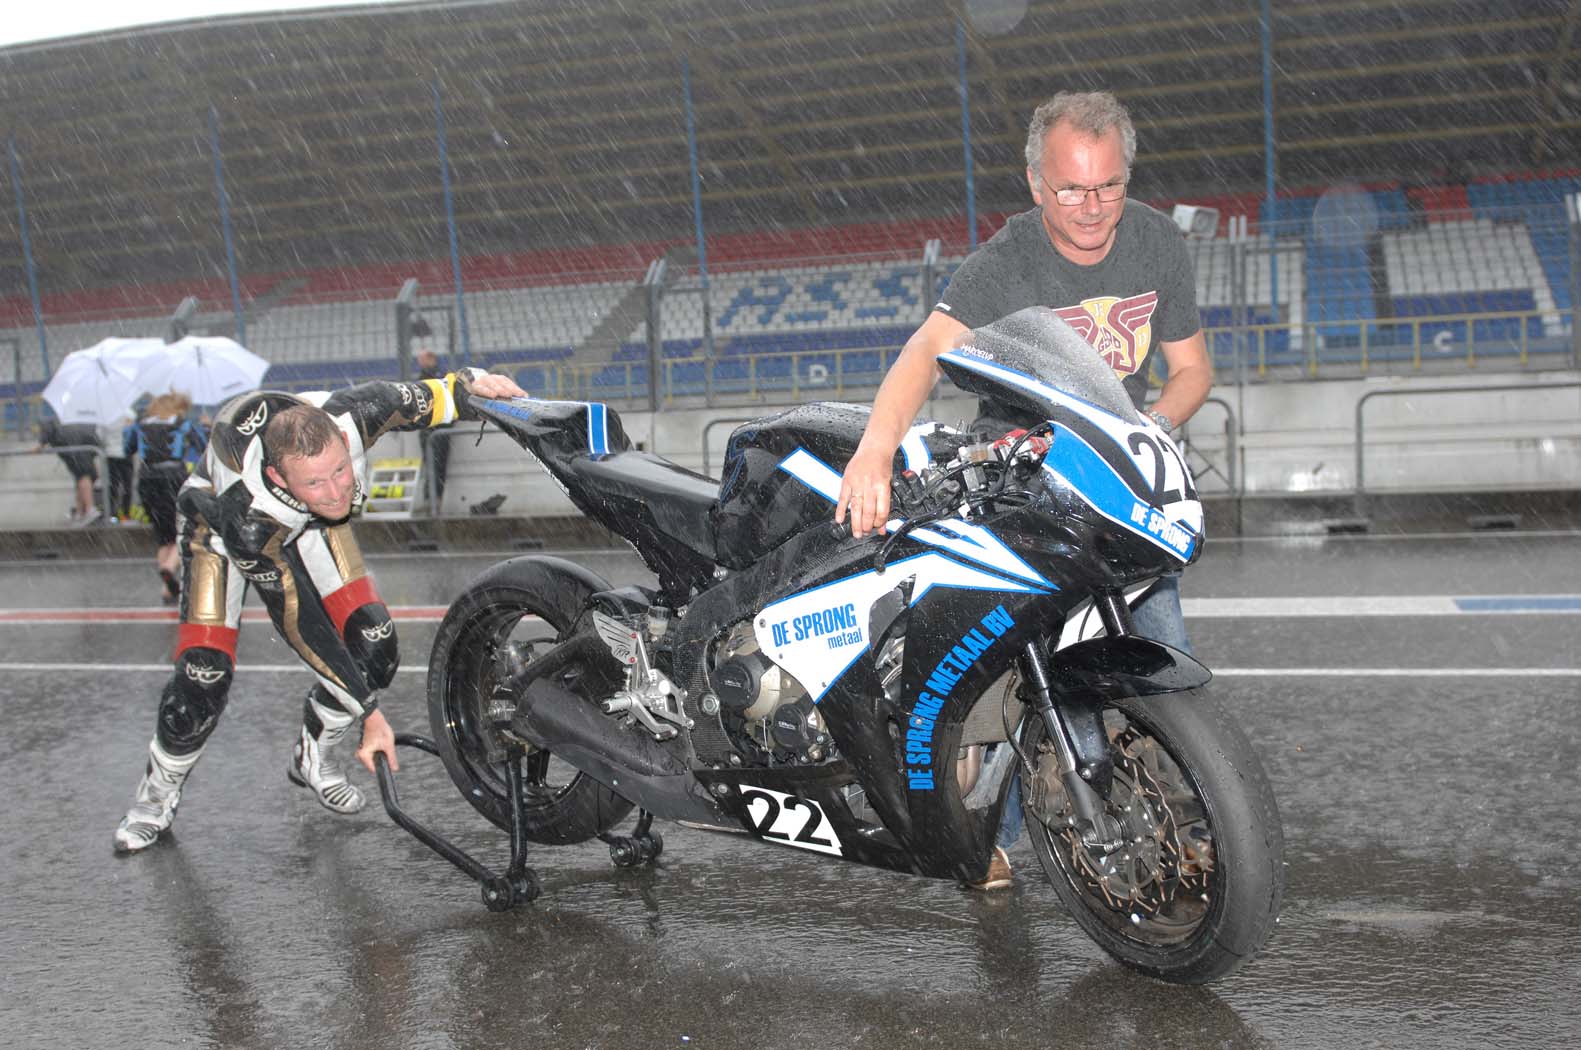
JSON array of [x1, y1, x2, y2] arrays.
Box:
[[711, 622, 830, 765]]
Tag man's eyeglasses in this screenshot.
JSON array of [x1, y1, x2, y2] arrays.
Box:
[[1042, 177, 1127, 207]]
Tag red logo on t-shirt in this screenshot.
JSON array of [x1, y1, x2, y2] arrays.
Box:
[[1054, 291, 1159, 377]]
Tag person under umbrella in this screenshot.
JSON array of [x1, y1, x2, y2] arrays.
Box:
[[34, 417, 103, 526], [125, 391, 207, 603], [41, 337, 166, 431]]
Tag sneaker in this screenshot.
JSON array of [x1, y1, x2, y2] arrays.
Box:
[[114, 741, 202, 853], [74, 507, 103, 528], [965, 846, 1013, 891], [288, 722, 365, 814]]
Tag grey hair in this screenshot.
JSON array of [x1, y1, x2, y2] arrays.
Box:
[[1024, 91, 1136, 179]]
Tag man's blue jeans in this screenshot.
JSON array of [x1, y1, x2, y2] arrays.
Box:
[[994, 575, 1192, 849]]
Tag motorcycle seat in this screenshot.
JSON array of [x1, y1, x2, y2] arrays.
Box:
[[568, 450, 720, 562]]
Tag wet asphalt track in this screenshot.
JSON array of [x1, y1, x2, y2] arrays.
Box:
[[1, 531, 1579, 1050]]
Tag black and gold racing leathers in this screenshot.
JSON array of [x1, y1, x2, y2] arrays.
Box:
[[153, 370, 482, 756]]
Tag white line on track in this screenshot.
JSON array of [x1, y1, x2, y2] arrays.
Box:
[[0, 662, 425, 673], [1217, 528, 1581, 544], [0, 527, 1571, 570], [1181, 595, 1581, 616], [1, 663, 1576, 677], [1212, 667, 1581, 677], [6, 595, 1580, 624]]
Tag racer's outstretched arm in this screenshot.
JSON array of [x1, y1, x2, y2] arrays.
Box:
[[416, 368, 528, 427], [320, 370, 528, 450]]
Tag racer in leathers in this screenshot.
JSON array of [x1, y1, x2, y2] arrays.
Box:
[[113, 368, 526, 853]]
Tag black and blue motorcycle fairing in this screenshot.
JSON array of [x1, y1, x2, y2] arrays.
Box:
[[465, 306, 1207, 882]]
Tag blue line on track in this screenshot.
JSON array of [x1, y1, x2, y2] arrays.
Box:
[[1454, 596, 1581, 613]]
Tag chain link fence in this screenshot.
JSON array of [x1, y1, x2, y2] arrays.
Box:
[[5, 198, 1580, 440]]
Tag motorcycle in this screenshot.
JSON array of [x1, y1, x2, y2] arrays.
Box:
[[380, 307, 1284, 985]]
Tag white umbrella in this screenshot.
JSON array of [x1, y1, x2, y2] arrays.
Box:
[[41, 337, 169, 425], [136, 335, 271, 406]]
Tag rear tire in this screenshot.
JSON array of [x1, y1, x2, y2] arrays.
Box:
[[428, 556, 634, 845], [1021, 689, 1284, 983]]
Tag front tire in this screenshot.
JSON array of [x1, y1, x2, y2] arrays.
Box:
[[1021, 689, 1284, 983], [428, 556, 634, 845]]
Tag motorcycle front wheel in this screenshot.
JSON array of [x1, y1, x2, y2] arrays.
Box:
[[428, 556, 635, 845], [1021, 689, 1284, 984]]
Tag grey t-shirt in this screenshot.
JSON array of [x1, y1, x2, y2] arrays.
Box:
[[936, 200, 1200, 420]]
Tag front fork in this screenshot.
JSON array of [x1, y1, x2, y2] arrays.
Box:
[[1016, 592, 1130, 853]]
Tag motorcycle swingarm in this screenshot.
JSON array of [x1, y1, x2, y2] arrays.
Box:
[[374, 733, 663, 912]]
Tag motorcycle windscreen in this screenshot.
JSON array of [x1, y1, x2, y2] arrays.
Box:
[[937, 307, 1142, 426], [936, 307, 1203, 565]]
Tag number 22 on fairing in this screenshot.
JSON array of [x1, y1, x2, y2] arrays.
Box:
[[740, 786, 844, 856]]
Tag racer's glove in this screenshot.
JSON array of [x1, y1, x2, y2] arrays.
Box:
[[447, 367, 491, 422]]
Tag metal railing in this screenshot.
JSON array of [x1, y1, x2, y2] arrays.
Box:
[[1203, 308, 1575, 379], [700, 417, 756, 477], [512, 343, 907, 407], [1352, 381, 1581, 516]]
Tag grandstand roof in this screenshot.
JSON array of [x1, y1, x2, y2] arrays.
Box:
[[2, 0, 1577, 297]]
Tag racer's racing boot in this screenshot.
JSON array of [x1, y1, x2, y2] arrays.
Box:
[[113, 739, 204, 853], [288, 693, 365, 814]]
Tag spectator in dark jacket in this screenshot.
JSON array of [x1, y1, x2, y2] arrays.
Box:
[[34, 418, 103, 526], [126, 391, 208, 603]]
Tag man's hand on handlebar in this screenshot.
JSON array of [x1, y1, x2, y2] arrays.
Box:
[[836, 446, 893, 538]]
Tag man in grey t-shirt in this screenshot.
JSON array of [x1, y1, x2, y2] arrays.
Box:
[[936, 197, 1201, 428], [836, 90, 1213, 890]]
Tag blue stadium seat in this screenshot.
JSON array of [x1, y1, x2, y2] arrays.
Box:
[[1391, 291, 1542, 346], [719, 276, 794, 329], [1467, 178, 1581, 311]]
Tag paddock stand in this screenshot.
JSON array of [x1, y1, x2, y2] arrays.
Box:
[[374, 732, 662, 912]]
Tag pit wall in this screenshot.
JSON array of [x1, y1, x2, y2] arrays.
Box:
[[2, 368, 1577, 532], [434, 369, 1581, 519]]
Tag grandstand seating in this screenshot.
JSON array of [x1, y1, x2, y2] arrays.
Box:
[[4, 179, 1578, 421], [1467, 174, 1581, 313], [4, 0, 1578, 299], [1191, 236, 1306, 366], [625, 259, 935, 342], [1384, 218, 1558, 346]]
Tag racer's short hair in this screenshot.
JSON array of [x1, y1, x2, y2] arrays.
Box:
[[263, 404, 341, 464]]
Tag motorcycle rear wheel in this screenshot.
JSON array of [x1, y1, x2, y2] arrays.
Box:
[[1021, 689, 1284, 984], [427, 556, 635, 845]]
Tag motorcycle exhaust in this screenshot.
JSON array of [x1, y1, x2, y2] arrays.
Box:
[[513, 676, 688, 779]]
